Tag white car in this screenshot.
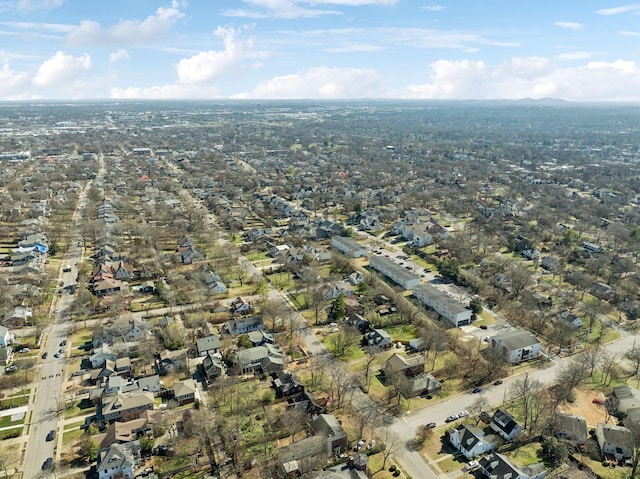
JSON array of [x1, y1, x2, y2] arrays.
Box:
[[445, 414, 459, 423], [464, 460, 480, 471], [458, 410, 469, 418]]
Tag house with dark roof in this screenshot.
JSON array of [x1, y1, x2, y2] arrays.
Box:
[[479, 453, 546, 479], [366, 328, 392, 348], [201, 352, 226, 381], [489, 329, 541, 364], [490, 409, 522, 441], [311, 414, 348, 456], [448, 424, 498, 459], [596, 424, 633, 461], [272, 371, 305, 398], [554, 412, 587, 445]]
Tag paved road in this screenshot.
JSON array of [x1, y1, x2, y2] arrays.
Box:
[[22, 159, 98, 478]]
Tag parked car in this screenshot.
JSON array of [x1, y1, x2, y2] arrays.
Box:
[[458, 410, 469, 418], [479, 324, 488, 330], [42, 352, 48, 359], [426, 422, 437, 428], [445, 414, 459, 423], [5, 365, 18, 373], [46, 430, 56, 441], [592, 398, 605, 405], [42, 458, 53, 470], [464, 460, 480, 471], [493, 380, 503, 385], [472, 386, 482, 393]]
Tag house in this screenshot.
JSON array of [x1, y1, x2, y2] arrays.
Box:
[[176, 245, 205, 264], [540, 256, 560, 272], [489, 329, 541, 363], [596, 424, 633, 460], [554, 412, 587, 445], [247, 329, 274, 347], [225, 316, 263, 335], [384, 353, 442, 398], [123, 320, 148, 342], [0, 326, 14, 347], [230, 296, 253, 315], [173, 379, 197, 405], [94, 410, 160, 449], [278, 435, 326, 477], [348, 271, 365, 286], [592, 282, 613, 299], [448, 424, 497, 459], [90, 344, 118, 368], [366, 328, 392, 348], [233, 344, 285, 374], [558, 311, 583, 329], [204, 270, 227, 294], [97, 442, 140, 479], [330, 236, 367, 258], [490, 409, 522, 441], [479, 453, 547, 479], [93, 278, 124, 297], [607, 385, 640, 414], [0, 347, 14, 367], [261, 355, 286, 374], [413, 284, 472, 327], [196, 335, 221, 356], [202, 352, 226, 381], [311, 414, 348, 456], [272, 371, 305, 398], [100, 391, 155, 422], [4, 306, 33, 327], [322, 281, 355, 300]]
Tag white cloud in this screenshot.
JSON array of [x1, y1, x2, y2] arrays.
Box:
[[222, 0, 396, 18], [0, 64, 30, 99], [1, 21, 73, 33], [421, 4, 446, 11], [556, 51, 595, 60], [325, 43, 384, 53], [67, 1, 184, 46], [555, 21, 584, 31], [620, 30, 640, 36], [176, 26, 255, 84], [405, 60, 488, 99], [16, 0, 63, 11], [233, 66, 385, 99], [596, 4, 640, 15], [109, 49, 130, 63], [404, 57, 640, 101], [32, 50, 91, 87], [110, 84, 220, 99]]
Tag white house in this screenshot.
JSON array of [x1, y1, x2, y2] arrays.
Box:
[[490, 409, 522, 441], [596, 424, 633, 461], [489, 329, 541, 364], [97, 442, 139, 479], [449, 424, 497, 459], [0, 326, 14, 347]]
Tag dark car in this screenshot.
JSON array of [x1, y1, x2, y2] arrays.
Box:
[[494, 380, 503, 386], [426, 422, 436, 429], [42, 457, 53, 470], [472, 386, 482, 393], [42, 352, 48, 359], [479, 325, 488, 330], [46, 430, 56, 441]]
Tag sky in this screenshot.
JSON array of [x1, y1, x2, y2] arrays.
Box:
[[1, 0, 640, 101]]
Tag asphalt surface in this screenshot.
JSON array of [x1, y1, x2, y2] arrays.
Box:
[[23, 165, 95, 479]]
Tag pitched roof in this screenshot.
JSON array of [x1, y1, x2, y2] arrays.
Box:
[[173, 379, 196, 398], [493, 329, 539, 350], [491, 409, 520, 435]]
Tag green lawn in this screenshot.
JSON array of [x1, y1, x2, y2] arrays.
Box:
[[385, 324, 417, 342], [504, 442, 542, 467]]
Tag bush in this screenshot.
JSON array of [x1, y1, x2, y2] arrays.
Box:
[[393, 471, 401, 477], [389, 465, 396, 472]]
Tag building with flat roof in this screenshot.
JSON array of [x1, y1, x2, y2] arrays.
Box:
[[412, 284, 472, 326], [330, 236, 367, 258], [369, 255, 420, 289]]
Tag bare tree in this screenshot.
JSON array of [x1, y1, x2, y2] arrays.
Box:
[[599, 350, 620, 386], [362, 346, 381, 393], [627, 343, 640, 378], [327, 361, 354, 409], [509, 373, 544, 430], [469, 395, 490, 425], [509, 263, 532, 301], [327, 328, 359, 359], [377, 427, 402, 470]]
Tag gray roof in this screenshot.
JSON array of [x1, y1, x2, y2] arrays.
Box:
[[479, 453, 524, 479], [311, 414, 345, 438], [412, 283, 469, 315], [97, 441, 140, 471], [492, 329, 539, 350], [369, 256, 421, 284], [196, 335, 221, 352]]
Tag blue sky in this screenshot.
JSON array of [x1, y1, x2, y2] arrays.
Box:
[[1, 0, 640, 101]]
